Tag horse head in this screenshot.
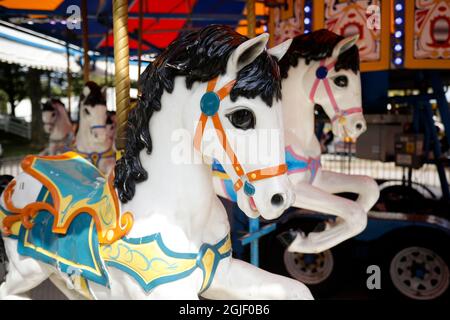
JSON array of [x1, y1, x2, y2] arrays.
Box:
[[116, 25, 294, 220], [41, 100, 57, 134], [78, 81, 109, 145], [276, 30, 366, 141]]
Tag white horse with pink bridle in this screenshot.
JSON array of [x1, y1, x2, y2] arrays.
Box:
[[213, 30, 380, 254], [72, 82, 116, 175], [40, 99, 74, 156]]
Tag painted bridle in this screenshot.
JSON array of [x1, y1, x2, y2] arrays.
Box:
[[194, 77, 287, 197], [309, 59, 362, 125]]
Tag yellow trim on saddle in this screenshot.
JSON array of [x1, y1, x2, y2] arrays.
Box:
[[212, 170, 230, 180], [100, 233, 232, 293], [0, 203, 20, 237]]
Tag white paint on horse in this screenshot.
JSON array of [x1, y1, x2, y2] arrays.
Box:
[[0, 33, 312, 300]]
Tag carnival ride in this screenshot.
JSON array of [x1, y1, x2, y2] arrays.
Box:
[[0, 0, 448, 300]]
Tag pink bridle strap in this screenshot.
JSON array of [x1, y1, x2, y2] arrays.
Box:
[[330, 107, 363, 123], [309, 59, 362, 124]]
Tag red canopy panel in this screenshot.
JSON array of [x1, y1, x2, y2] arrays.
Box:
[[97, 0, 197, 51]]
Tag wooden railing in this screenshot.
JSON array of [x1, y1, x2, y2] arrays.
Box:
[[0, 156, 22, 176], [0, 115, 31, 139]]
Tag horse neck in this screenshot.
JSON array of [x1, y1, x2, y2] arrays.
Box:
[[282, 59, 321, 155], [76, 117, 109, 153], [121, 79, 220, 242], [50, 110, 72, 141]]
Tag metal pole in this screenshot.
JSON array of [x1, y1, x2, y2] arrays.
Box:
[[138, 0, 143, 85], [81, 0, 90, 82], [65, 41, 72, 118], [247, 0, 256, 38], [105, 14, 109, 87], [113, 0, 131, 151]]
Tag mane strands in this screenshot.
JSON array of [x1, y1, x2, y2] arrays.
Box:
[[278, 29, 360, 79]]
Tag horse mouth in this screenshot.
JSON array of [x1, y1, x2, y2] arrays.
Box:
[[249, 196, 258, 212]]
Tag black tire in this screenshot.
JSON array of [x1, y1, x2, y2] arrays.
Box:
[[375, 230, 449, 301], [259, 218, 345, 298], [282, 247, 342, 298]]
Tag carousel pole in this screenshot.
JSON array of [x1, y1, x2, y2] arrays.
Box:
[[65, 40, 72, 117], [113, 0, 131, 152], [81, 0, 90, 82], [246, 0, 260, 267], [247, 0, 256, 38], [137, 0, 143, 85]]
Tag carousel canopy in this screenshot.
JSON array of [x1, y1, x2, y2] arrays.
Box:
[[0, 20, 81, 72], [0, 0, 263, 56]]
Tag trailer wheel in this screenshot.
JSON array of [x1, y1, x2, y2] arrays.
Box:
[[388, 246, 449, 300]]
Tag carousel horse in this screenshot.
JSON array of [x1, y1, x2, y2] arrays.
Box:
[[40, 99, 74, 156], [213, 30, 380, 254], [0, 25, 312, 300], [72, 82, 115, 175]]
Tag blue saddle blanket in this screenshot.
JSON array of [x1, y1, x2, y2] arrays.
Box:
[[17, 187, 109, 286]]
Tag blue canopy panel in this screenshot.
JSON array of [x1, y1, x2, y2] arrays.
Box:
[[191, 0, 245, 28], [0, 0, 245, 56]]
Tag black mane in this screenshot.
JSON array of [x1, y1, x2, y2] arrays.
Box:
[[114, 25, 282, 203], [81, 81, 106, 107], [41, 101, 55, 112], [278, 29, 359, 78]]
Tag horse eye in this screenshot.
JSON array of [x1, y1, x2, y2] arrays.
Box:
[[84, 107, 91, 115], [51, 112, 56, 117], [226, 109, 255, 130], [334, 75, 348, 87]]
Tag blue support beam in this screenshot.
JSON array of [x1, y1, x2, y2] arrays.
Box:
[[239, 219, 277, 267]]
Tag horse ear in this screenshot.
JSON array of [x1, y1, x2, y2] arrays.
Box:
[[227, 33, 269, 76], [82, 85, 91, 98], [332, 34, 359, 59], [267, 38, 293, 61], [101, 86, 107, 97]]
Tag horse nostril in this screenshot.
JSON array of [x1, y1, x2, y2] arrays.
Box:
[[271, 193, 285, 207], [356, 122, 363, 131]]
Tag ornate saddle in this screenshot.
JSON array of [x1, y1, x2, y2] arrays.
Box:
[[0, 152, 231, 296], [1, 152, 133, 244]]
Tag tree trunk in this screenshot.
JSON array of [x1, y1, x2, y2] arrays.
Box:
[[9, 98, 15, 117], [28, 68, 46, 147]]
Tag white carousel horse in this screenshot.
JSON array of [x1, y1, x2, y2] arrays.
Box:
[[0, 26, 312, 300], [213, 30, 380, 254], [73, 82, 115, 175], [40, 99, 74, 156]]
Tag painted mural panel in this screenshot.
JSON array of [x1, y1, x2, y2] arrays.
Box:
[[405, 0, 450, 68], [269, 0, 305, 46], [314, 0, 390, 71]]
